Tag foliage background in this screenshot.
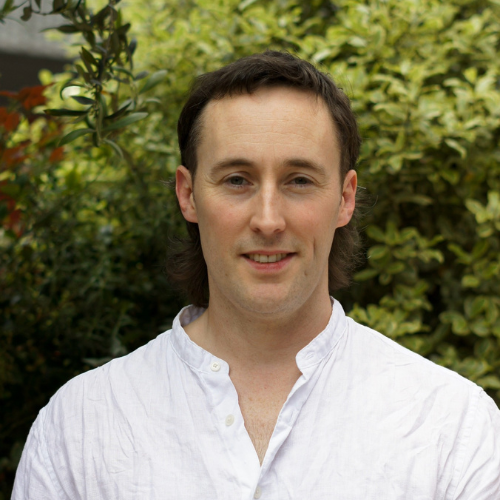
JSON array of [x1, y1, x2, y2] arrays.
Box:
[[1, 0, 500, 496]]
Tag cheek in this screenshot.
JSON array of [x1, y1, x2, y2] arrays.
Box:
[[294, 202, 339, 248], [196, 195, 246, 247]]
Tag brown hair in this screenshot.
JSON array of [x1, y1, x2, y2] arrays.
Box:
[[168, 50, 362, 307]]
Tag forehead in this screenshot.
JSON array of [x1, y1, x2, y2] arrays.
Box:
[[196, 86, 340, 170]]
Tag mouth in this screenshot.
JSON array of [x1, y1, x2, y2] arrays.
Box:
[[246, 253, 289, 263], [243, 252, 295, 264]]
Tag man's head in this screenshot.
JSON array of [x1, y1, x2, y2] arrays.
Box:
[[170, 51, 361, 309]]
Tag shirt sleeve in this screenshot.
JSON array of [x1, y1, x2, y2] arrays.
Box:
[[11, 408, 63, 500], [453, 389, 500, 499]]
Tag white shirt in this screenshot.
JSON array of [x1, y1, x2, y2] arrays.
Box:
[[12, 300, 500, 500]]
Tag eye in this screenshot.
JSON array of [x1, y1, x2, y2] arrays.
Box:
[[291, 176, 313, 187], [225, 175, 249, 188]]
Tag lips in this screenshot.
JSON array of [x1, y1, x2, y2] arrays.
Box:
[[247, 253, 289, 263]]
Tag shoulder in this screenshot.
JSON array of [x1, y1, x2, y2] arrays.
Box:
[[340, 316, 494, 428], [44, 329, 174, 429], [341, 317, 500, 497], [345, 316, 478, 390], [12, 330, 176, 499]]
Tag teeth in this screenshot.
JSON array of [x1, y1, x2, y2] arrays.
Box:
[[248, 253, 287, 263]]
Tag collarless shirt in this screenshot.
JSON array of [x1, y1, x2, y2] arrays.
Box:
[[12, 300, 500, 500]]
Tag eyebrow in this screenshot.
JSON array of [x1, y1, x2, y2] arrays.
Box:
[[209, 157, 327, 177]]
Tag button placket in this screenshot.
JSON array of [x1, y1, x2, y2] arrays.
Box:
[[204, 357, 262, 498]]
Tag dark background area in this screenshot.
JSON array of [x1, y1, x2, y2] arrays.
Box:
[[0, 51, 67, 102]]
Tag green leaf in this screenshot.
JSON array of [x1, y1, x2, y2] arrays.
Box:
[[58, 128, 94, 146], [468, 297, 487, 319], [97, 93, 108, 120], [444, 138, 467, 159], [440, 311, 470, 335], [102, 112, 148, 131], [21, 6, 32, 21], [477, 224, 494, 238], [91, 5, 111, 26], [366, 225, 386, 242], [470, 319, 489, 337], [75, 64, 91, 84], [379, 273, 392, 285], [464, 67, 477, 84], [128, 38, 137, 55], [354, 268, 379, 281], [385, 262, 405, 275], [81, 47, 98, 67], [45, 108, 89, 117], [71, 96, 95, 106], [56, 25, 79, 34], [1, 0, 15, 15], [462, 275, 480, 288], [114, 66, 134, 78], [476, 375, 500, 390], [134, 71, 149, 81], [448, 243, 472, 265], [102, 139, 124, 158], [139, 70, 167, 94], [465, 199, 486, 218], [59, 78, 82, 99], [104, 100, 133, 121], [117, 23, 131, 35], [368, 245, 389, 260], [239, 0, 258, 11]]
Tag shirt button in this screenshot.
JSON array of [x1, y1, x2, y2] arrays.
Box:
[[254, 486, 262, 499], [210, 361, 221, 372], [225, 414, 234, 426]]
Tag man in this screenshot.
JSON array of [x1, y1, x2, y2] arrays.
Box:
[[13, 51, 500, 499]]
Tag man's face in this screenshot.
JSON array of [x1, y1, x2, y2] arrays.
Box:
[[176, 86, 357, 316]]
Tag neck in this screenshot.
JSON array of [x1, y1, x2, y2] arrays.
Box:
[[185, 289, 333, 372]]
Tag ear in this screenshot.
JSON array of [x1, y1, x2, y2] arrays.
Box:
[[336, 169, 357, 228], [175, 165, 198, 223]]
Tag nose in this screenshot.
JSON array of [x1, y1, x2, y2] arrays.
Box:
[[249, 183, 286, 236]]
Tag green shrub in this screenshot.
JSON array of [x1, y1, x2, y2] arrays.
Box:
[[304, 0, 500, 396], [1, 0, 499, 496]]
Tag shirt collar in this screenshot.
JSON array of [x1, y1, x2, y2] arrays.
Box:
[[170, 298, 347, 375], [295, 298, 347, 372]]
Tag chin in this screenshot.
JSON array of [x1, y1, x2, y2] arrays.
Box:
[[236, 287, 304, 316]]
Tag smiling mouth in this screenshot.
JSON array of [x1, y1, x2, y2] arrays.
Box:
[[245, 253, 291, 263]]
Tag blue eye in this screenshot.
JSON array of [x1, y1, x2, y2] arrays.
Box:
[[229, 176, 245, 185], [292, 177, 311, 186], [225, 175, 249, 188]]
